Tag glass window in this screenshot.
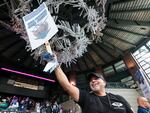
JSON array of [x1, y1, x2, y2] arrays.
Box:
[[133, 43, 150, 80], [114, 60, 126, 72], [140, 61, 146, 66], [148, 74, 150, 78], [145, 68, 150, 74], [142, 63, 150, 70], [146, 41, 150, 47], [103, 66, 114, 76], [133, 46, 149, 60]]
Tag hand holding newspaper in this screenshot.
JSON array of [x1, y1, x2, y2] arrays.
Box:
[[43, 41, 59, 73]]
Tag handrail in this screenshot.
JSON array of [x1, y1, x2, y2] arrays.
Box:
[[106, 82, 131, 88]]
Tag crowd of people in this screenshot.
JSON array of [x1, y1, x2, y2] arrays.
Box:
[[0, 95, 64, 113], [0, 82, 150, 113], [0, 54, 150, 113], [0, 95, 149, 113]]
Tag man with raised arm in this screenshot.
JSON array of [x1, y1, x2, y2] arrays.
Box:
[[54, 65, 134, 113]]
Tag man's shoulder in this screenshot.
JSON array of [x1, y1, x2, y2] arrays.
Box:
[[107, 93, 124, 100]]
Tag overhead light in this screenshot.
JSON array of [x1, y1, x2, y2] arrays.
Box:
[[0, 67, 55, 83]]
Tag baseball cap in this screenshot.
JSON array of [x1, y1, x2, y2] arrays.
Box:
[[87, 72, 105, 82]]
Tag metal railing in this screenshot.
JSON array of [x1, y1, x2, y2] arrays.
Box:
[[106, 82, 131, 88]]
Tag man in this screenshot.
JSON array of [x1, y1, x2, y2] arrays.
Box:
[[54, 66, 134, 113], [137, 96, 150, 113]]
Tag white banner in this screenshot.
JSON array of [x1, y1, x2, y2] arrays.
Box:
[[135, 69, 150, 98], [23, 2, 58, 50]]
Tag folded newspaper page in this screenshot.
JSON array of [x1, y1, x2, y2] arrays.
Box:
[[23, 2, 59, 73], [23, 2, 58, 50]]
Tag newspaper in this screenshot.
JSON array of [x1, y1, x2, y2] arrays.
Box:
[[23, 2, 58, 50]]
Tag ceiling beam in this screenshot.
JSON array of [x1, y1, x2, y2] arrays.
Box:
[[102, 39, 124, 56], [83, 56, 89, 69], [0, 52, 42, 76], [29, 60, 37, 70], [90, 46, 107, 64], [96, 43, 115, 59], [11, 45, 25, 59], [71, 63, 78, 72], [112, 0, 135, 4], [145, 44, 150, 52], [107, 19, 150, 27], [100, 42, 119, 56], [19, 49, 31, 66], [0, 39, 20, 53], [30, 57, 44, 70], [131, 38, 150, 53], [12, 48, 27, 62], [111, 8, 150, 13], [0, 30, 13, 40], [86, 52, 98, 67], [23, 54, 34, 67], [0, 33, 18, 46], [106, 26, 147, 37], [84, 54, 95, 69], [103, 32, 136, 47], [78, 58, 87, 72], [2, 40, 25, 58], [76, 59, 82, 73]]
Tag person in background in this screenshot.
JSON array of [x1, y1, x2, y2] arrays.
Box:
[[35, 102, 40, 113], [54, 65, 134, 113], [19, 98, 26, 112], [8, 96, 19, 111], [137, 96, 150, 113], [0, 98, 9, 111]]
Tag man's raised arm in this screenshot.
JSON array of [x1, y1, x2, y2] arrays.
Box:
[[54, 66, 79, 102]]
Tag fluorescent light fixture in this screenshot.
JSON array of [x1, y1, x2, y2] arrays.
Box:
[[0, 67, 55, 83]]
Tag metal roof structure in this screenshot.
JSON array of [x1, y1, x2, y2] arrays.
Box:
[[0, 0, 150, 76]]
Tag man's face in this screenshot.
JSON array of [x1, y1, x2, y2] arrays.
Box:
[[144, 99, 150, 108], [89, 76, 106, 92]]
